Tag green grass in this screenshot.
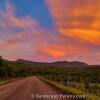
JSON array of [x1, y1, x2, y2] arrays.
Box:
[[41, 78, 100, 100]]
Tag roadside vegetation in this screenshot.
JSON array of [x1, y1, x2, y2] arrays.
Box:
[[0, 56, 32, 84], [39, 67, 100, 100]]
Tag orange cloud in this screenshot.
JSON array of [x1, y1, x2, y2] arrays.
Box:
[[46, 0, 100, 45], [59, 29, 100, 45], [35, 38, 90, 60], [43, 45, 66, 58]]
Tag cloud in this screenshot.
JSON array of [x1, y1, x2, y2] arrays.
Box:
[[0, 2, 42, 60], [59, 29, 100, 45], [0, 1, 100, 64], [0, 2, 39, 37], [34, 36, 91, 60], [0, 2, 41, 47], [37, 43, 66, 58], [44, 0, 100, 64], [46, 0, 100, 45]]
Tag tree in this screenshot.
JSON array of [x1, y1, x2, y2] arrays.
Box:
[[0, 56, 4, 66]]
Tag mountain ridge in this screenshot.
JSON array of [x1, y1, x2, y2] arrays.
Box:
[[15, 59, 89, 67]]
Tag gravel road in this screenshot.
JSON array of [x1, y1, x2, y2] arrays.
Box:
[[0, 76, 84, 100]]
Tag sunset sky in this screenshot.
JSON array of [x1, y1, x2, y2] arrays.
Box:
[[0, 0, 100, 64]]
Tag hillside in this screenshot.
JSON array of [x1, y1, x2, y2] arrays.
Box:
[[15, 59, 89, 68]]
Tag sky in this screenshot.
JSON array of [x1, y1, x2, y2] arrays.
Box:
[[0, 0, 100, 64]]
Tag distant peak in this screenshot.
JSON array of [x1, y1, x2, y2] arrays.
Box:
[[52, 61, 69, 64], [69, 61, 88, 65], [15, 59, 31, 63]]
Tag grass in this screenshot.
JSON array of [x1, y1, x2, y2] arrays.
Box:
[[41, 78, 100, 100]]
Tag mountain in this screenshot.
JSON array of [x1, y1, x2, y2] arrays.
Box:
[[15, 59, 88, 67]]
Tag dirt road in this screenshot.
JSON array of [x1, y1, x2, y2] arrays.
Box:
[[0, 77, 83, 100]]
